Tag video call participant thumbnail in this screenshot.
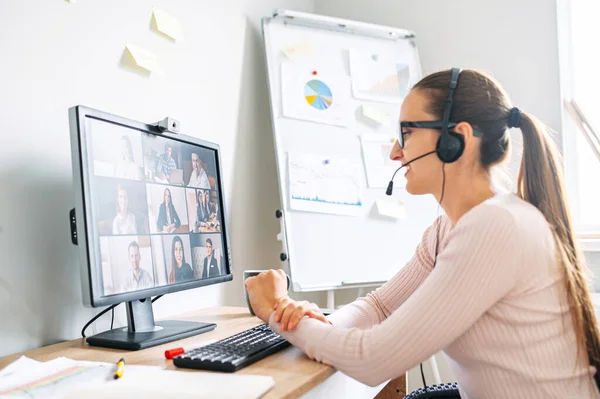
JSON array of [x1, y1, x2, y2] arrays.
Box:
[[169, 235, 194, 284], [123, 241, 153, 292], [187, 152, 211, 189]]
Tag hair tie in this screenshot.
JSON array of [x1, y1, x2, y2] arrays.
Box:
[[507, 107, 522, 129]]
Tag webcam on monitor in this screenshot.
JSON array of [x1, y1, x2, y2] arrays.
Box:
[[156, 116, 180, 134]]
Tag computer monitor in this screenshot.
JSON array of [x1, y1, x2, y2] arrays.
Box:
[[68, 106, 233, 350]]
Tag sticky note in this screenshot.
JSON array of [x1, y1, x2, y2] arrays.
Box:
[[125, 44, 164, 75], [152, 7, 184, 41], [375, 198, 405, 219], [281, 40, 314, 61], [361, 104, 390, 125]]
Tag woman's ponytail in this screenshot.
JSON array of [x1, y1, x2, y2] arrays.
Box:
[[517, 110, 600, 389]]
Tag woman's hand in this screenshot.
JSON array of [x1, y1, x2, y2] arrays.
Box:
[[244, 269, 289, 323], [274, 297, 330, 332]]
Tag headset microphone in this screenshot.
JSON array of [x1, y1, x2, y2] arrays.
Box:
[[385, 150, 437, 195]]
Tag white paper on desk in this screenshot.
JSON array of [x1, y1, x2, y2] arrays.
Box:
[[125, 43, 165, 75], [64, 369, 275, 399], [152, 7, 184, 41], [0, 356, 162, 398], [288, 153, 364, 216], [0, 355, 40, 379], [375, 198, 405, 219], [360, 134, 404, 189]]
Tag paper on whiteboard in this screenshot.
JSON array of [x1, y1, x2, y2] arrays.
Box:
[[281, 63, 351, 127], [288, 153, 363, 216], [361, 104, 390, 126], [360, 134, 405, 189], [375, 198, 405, 219], [281, 39, 314, 61], [349, 48, 411, 104]]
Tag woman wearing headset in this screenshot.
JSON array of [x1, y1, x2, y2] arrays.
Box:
[[245, 69, 600, 397]]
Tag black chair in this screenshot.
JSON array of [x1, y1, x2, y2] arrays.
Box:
[[403, 382, 461, 398]]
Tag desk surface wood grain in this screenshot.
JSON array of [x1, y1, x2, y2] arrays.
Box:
[[0, 306, 336, 399]]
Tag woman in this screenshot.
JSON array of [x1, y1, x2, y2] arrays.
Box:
[[204, 191, 211, 215], [115, 135, 141, 181], [168, 236, 194, 283], [112, 185, 137, 234], [245, 69, 600, 397], [156, 187, 181, 233]]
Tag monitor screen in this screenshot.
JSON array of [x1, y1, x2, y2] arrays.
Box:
[[69, 107, 232, 306]]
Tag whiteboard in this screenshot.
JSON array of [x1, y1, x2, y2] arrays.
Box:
[[262, 10, 439, 292]]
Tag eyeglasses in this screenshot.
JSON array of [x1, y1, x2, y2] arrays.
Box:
[[398, 121, 484, 148]]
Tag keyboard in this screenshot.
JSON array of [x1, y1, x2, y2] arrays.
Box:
[[172, 323, 290, 372]]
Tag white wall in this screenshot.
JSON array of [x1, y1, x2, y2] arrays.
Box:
[[0, 0, 316, 357], [315, 0, 563, 392]]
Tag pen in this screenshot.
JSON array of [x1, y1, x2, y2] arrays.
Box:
[[114, 358, 125, 379], [164, 339, 218, 359]]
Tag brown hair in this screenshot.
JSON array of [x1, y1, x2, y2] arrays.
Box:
[[414, 69, 600, 388]]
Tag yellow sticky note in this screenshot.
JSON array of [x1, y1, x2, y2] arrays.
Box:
[[375, 199, 405, 219], [152, 7, 184, 41], [281, 40, 314, 61], [125, 44, 164, 75], [361, 104, 390, 125]]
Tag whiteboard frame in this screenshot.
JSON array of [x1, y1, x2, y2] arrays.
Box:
[[262, 10, 430, 293]]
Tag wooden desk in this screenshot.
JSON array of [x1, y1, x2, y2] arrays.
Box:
[[0, 307, 336, 399]]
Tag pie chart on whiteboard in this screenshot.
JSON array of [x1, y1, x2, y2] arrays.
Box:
[[304, 80, 333, 110]]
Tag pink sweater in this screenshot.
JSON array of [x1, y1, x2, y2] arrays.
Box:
[[269, 193, 599, 398]]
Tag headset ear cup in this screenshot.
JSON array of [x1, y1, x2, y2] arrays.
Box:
[[436, 131, 465, 163]]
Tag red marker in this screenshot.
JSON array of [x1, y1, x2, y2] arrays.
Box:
[[312, 70, 317, 75], [164, 339, 218, 359]]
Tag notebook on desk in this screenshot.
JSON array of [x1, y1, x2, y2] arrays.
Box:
[[64, 369, 275, 399]]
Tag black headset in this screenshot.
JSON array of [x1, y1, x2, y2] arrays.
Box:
[[387, 68, 471, 195], [435, 67, 465, 163]]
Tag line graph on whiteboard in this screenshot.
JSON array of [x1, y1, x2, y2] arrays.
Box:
[[287, 153, 364, 216], [348, 48, 411, 104]]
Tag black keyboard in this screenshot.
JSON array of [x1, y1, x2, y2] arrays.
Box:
[[172, 323, 290, 372]]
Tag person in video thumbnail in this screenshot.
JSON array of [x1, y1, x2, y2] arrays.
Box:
[[201, 238, 220, 279], [169, 236, 194, 283], [156, 187, 181, 233], [123, 241, 153, 292], [195, 190, 210, 232], [115, 135, 141, 181], [112, 185, 137, 235], [155, 143, 177, 182], [208, 201, 220, 229], [187, 152, 210, 189]]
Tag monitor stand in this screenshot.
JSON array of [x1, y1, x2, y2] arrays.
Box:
[[86, 298, 216, 351]]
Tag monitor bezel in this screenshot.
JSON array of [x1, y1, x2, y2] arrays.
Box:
[[69, 105, 233, 308]]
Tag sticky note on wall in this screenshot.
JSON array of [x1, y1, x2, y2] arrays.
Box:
[[361, 104, 390, 126], [281, 40, 314, 61], [125, 44, 164, 75], [152, 7, 184, 41], [375, 198, 405, 219]]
